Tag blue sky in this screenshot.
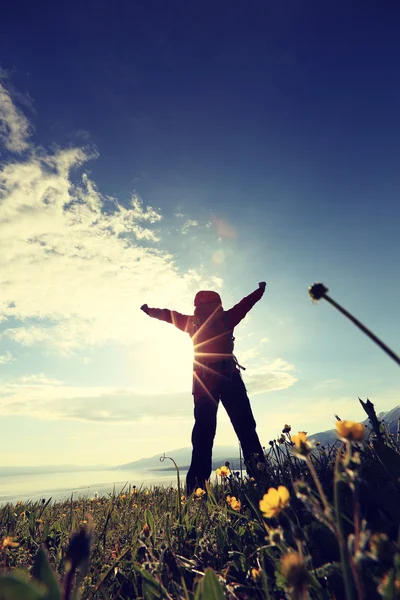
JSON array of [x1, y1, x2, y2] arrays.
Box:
[[0, 1, 399, 466]]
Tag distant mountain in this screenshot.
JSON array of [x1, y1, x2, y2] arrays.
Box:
[[117, 445, 242, 472], [117, 406, 400, 472], [309, 405, 400, 446]]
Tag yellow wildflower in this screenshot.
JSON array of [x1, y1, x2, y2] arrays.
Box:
[[1, 536, 19, 549], [251, 567, 262, 581], [336, 420, 365, 442], [259, 486, 290, 519], [216, 465, 231, 478], [292, 431, 307, 443], [229, 496, 241, 511], [291, 431, 312, 457], [281, 552, 309, 591], [195, 488, 206, 498]]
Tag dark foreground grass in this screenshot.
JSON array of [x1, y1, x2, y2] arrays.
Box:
[[1, 400, 400, 599]]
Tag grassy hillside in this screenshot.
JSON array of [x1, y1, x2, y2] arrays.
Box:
[[1, 398, 400, 599]]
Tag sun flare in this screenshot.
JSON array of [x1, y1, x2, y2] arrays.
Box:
[[138, 327, 194, 393]]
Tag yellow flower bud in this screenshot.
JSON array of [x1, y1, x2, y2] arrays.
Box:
[[336, 420, 365, 442]]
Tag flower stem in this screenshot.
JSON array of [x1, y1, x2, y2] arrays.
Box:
[[306, 456, 331, 517], [334, 452, 356, 600], [311, 284, 400, 367], [160, 455, 182, 527]]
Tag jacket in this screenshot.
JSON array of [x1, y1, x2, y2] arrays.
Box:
[[145, 286, 264, 370]]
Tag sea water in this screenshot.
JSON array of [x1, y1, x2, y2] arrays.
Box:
[[0, 468, 182, 506]]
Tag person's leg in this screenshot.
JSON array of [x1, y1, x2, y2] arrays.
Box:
[[220, 371, 265, 475], [186, 392, 219, 494]]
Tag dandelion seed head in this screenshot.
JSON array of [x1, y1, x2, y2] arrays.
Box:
[[308, 282, 328, 301]]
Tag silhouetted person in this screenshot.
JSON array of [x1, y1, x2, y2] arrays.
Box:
[[141, 282, 267, 494]]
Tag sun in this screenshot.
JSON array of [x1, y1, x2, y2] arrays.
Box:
[[142, 326, 194, 393]]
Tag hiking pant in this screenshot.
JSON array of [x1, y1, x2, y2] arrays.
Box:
[[186, 366, 265, 494]]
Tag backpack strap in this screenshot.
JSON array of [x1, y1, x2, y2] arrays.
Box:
[[233, 354, 246, 371], [223, 314, 246, 371]]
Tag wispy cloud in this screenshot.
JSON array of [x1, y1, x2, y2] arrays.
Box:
[[245, 359, 298, 396], [0, 378, 190, 422], [0, 85, 298, 433], [19, 374, 63, 385], [0, 357, 297, 421], [238, 347, 260, 364], [0, 351, 14, 365], [181, 219, 199, 235], [0, 94, 219, 355], [0, 82, 32, 152]]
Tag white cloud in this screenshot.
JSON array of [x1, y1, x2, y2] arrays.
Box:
[[0, 354, 298, 422], [181, 219, 199, 235], [3, 326, 51, 346], [0, 86, 298, 432], [0, 122, 218, 354], [265, 358, 296, 372], [0, 351, 14, 365], [245, 358, 298, 396], [0, 82, 31, 152], [238, 347, 260, 364], [235, 332, 255, 341], [0, 379, 190, 422], [19, 374, 63, 385]]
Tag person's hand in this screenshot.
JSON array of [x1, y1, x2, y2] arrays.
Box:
[[140, 303, 149, 313], [258, 282, 266, 291]]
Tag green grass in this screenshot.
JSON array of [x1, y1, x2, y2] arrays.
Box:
[[2, 402, 400, 599]]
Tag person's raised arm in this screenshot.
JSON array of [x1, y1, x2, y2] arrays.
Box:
[[224, 282, 266, 329], [140, 304, 191, 332]]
